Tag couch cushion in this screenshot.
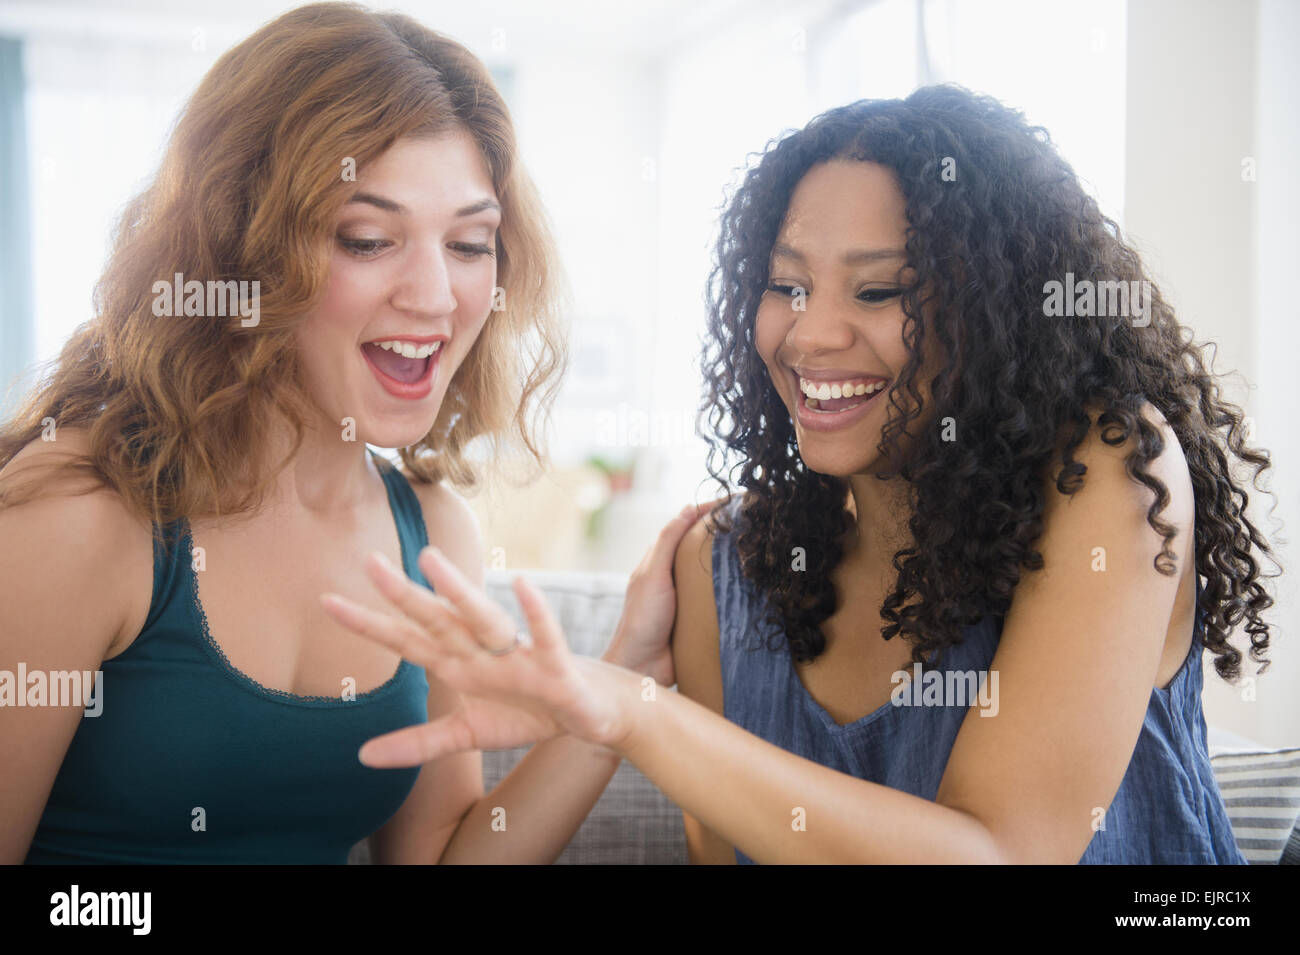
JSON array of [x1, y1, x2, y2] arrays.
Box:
[[1210, 746, 1300, 864], [483, 568, 630, 658]]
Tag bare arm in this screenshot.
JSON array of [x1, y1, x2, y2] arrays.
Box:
[[670, 516, 737, 864], [0, 437, 152, 863]]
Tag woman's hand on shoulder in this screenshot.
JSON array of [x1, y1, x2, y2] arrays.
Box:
[[603, 501, 718, 687]]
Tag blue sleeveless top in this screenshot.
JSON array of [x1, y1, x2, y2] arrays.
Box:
[[25, 452, 431, 864], [712, 498, 1247, 865]]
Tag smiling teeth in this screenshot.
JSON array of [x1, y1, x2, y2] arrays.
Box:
[[373, 340, 442, 359], [799, 377, 886, 400]]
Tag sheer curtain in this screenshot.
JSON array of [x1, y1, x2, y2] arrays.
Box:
[[21, 30, 215, 370]]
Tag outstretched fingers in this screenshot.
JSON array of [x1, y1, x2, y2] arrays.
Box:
[[319, 590, 452, 671], [417, 546, 521, 653], [362, 551, 481, 658], [511, 575, 568, 658]]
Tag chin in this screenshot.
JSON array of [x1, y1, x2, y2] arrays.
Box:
[[796, 447, 877, 478], [362, 419, 438, 451]]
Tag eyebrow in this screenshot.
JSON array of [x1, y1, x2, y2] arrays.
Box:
[[771, 243, 906, 265], [345, 192, 501, 217]]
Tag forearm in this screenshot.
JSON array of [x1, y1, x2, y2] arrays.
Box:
[[618, 674, 1005, 864], [438, 731, 621, 864]]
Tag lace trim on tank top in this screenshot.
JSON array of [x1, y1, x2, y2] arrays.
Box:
[[184, 518, 411, 708]]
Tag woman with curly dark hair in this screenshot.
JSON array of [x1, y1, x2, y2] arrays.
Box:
[[327, 85, 1275, 864]]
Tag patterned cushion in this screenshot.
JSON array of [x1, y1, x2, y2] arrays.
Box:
[[1210, 747, 1300, 864]]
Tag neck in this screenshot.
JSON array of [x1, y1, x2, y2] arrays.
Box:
[[258, 412, 378, 516], [843, 471, 913, 579]]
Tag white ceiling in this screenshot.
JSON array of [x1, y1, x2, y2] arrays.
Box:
[[0, 0, 800, 65]]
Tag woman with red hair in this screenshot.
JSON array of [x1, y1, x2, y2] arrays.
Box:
[[0, 2, 699, 864]]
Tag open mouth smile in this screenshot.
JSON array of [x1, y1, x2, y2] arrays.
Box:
[[360, 336, 444, 400], [792, 371, 890, 432]]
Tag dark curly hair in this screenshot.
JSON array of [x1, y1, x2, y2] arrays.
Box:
[[700, 84, 1276, 682]]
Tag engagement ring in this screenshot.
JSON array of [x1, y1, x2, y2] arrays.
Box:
[[488, 630, 530, 656]]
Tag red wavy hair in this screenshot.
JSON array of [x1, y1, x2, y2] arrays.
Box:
[[0, 1, 567, 524]]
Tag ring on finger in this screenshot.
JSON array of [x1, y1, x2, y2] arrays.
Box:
[[488, 629, 532, 656]]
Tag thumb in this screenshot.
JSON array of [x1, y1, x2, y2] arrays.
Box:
[[359, 713, 472, 768]]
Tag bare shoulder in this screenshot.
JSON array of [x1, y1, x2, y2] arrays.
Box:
[[674, 506, 717, 583], [1, 427, 151, 550], [0, 428, 153, 656], [671, 503, 724, 696], [404, 474, 484, 586], [3, 425, 98, 493], [1064, 401, 1195, 533], [1034, 400, 1195, 607], [674, 499, 736, 634], [1079, 400, 1186, 461]]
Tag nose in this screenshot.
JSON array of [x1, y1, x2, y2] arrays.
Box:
[[787, 290, 856, 357], [391, 241, 458, 318]]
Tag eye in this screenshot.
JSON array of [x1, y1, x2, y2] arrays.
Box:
[[449, 242, 496, 260], [858, 287, 902, 304], [765, 282, 803, 297], [338, 236, 391, 258]]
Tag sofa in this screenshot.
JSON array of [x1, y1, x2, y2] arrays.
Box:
[[350, 569, 1300, 864]]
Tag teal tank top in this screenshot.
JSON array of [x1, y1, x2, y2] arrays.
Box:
[[25, 452, 431, 864]]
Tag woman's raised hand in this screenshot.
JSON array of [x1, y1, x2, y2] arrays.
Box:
[[320, 501, 716, 768], [320, 546, 638, 768]]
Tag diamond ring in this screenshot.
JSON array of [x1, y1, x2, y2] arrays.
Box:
[[488, 630, 530, 656]]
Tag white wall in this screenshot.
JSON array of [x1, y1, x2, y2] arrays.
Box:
[[1237, 0, 1300, 748], [1126, 0, 1298, 748]]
